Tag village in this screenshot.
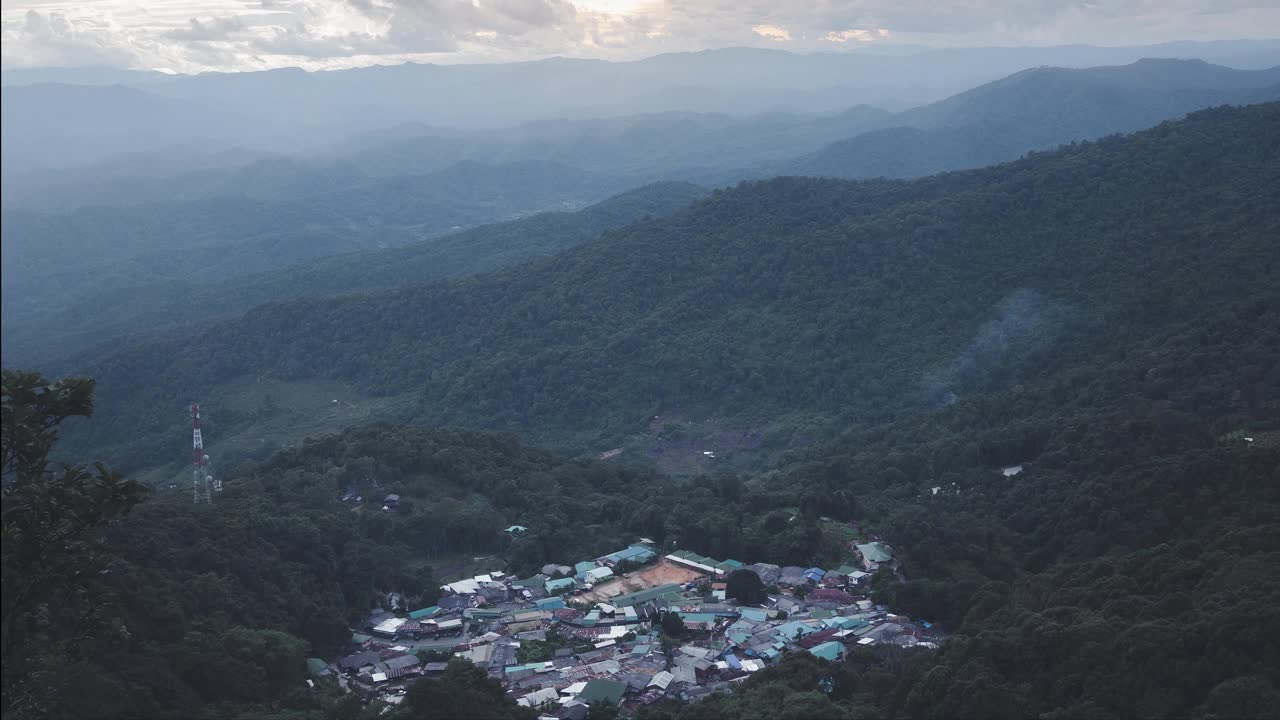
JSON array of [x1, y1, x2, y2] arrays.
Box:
[[319, 525, 940, 717]]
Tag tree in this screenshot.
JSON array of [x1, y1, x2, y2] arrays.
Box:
[[660, 611, 684, 638], [726, 569, 767, 605], [587, 701, 620, 720], [1, 370, 146, 717], [401, 658, 535, 719]]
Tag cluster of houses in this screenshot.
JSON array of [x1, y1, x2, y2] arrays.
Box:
[[316, 537, 937, 716]]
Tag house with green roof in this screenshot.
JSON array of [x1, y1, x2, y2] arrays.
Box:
[[774, 620, 819, 641], [545, 577, 576, 595], [678, 612, 718, 628], [666, 550, 725, 575], [609, 583, 683, 607], [535, 597, 565, 611], [856, 542, 894, 571], [408, 606, 441, 620], [809, 641, 845, 661], [577, 678, 627, 706]]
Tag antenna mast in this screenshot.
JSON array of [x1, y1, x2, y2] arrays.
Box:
[[191, 403, 220, 503]]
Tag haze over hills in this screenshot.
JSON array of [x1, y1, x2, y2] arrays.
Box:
[[2, 182, 708, 370], [0, 158, 633, 332], [5, 41, 1280, 174], [7, 57, 1274, 215], [0, 83, 261, 172], [59, 104, 1280, 479]]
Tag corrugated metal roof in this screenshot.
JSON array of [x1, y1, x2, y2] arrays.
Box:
[[545, 578, 576, 593], [857, 542, 893, 563], [809, 641, 845, 661]]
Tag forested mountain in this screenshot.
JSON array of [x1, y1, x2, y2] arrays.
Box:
[[7, 61, 1272, 361], [2, 182, 708, 369], [785, 59, 1280, 178], [62, 103, 1280, 479], [0, 159, 632, 337]]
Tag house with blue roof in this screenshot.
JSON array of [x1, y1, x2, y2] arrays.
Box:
[[601, 545, 657, 567], [803, 567, 826, 583]]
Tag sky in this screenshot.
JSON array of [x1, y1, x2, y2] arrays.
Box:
[[2, 0, 1278, 73]]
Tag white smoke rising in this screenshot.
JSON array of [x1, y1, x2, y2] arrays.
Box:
[[924, 288, 1068, 406]]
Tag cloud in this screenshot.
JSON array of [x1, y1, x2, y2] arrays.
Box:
[[824, 28, 889, 43], [751, 24, 790, 42], [2, 1, 1277, 72], [167, 16, 248, 42]]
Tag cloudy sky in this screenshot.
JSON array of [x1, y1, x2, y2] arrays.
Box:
[[2, 0, 1277, 73]]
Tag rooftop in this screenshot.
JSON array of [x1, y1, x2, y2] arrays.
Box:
[[856, 542, 894, 563], [577, 678, 628, 706]]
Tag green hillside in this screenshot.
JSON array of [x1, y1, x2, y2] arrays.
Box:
[[64, 103, 1280, 476], [3, 181, 707, 369], [0, 159, 630, 333]]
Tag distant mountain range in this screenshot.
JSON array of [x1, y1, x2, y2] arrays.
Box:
[[58, 103, 1280, 477], [6, 58, 1277, 374], [784, 59, 1280, 178], [5, 41, 1280, 173]]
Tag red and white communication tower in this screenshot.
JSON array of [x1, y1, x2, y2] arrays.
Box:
[[191, 403, 221, 503]]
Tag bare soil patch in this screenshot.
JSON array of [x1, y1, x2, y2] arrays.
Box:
[[578, 560, 704, 603]]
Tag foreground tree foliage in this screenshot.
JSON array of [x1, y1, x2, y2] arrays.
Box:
[[1, 371, 146, 718]]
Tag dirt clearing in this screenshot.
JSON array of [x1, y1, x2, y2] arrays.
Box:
[[578, 560, 704, 603]]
